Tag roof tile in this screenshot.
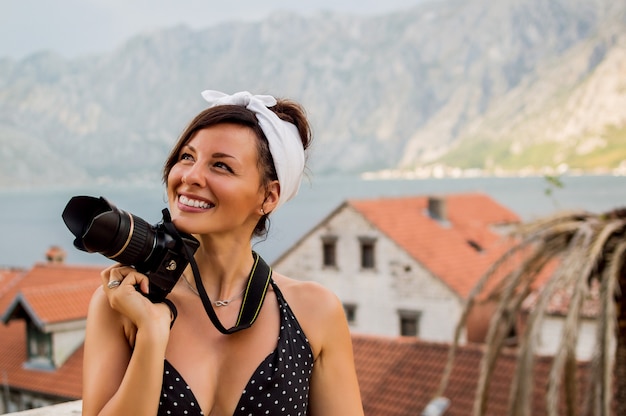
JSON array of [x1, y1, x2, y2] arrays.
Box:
[[0, 263, 102, 320], [352, 333, 589, 416], [348, 193, 520, 297], [0, 262, 102, 399], [0, 320, 84, 399]]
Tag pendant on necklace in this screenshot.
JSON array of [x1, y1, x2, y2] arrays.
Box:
[[183, 274, 245, 307], [214, 300, 231, 307]]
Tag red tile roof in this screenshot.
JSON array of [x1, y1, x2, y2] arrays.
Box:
[[352, 333, 589, 416], [0, 268, 25, 301], [1, 262, 591, 413], [0, 262, 102, 399], [0, 320, 84, 399], [0, 263, 102, 324], [1, 324, 590, 412], [523, 277, 600, 319], [4, 279, 101, 326], [348, 193, 520, 298]]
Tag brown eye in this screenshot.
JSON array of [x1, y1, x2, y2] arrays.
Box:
[[179, 152, 194, 161], [214, 161, 234, 173]]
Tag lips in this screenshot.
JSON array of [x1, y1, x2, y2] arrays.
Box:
[[179, 195, 214, 209]]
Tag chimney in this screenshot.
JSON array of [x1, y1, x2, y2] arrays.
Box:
[[427, 196, 447, 221], [45, 246, 67, 263]]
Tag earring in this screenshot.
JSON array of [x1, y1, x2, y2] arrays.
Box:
[[260, 207, 266, 215]]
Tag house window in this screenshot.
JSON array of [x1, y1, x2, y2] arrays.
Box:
[[26, 322, 53, 368], [398, 309, 421, 337], [359, 237, 376, 269], [343, 303, 357, 325], [321, 236, 338, 267]]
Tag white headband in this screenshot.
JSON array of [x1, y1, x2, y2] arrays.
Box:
[[200, 90, 305, 210]]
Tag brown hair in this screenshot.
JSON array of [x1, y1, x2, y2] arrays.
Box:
[[163, 99, 312, 237]]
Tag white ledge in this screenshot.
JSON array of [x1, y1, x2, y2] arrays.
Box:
[[8, 401, 82, 415]]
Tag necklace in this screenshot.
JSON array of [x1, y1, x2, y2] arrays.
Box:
[[183, 274, 246, 307]]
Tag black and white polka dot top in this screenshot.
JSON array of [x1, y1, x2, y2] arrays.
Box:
[[157, 280, 314, 416]]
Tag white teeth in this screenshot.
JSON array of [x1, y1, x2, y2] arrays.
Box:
[[179, 195, 212, 209]]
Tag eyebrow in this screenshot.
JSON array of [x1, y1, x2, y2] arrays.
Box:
[[182, 145, 237, 160], [212, 152, 237, 160]]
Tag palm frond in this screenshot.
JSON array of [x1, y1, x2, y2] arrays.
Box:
[[508, 256, 567, 416], [435, 207, 626, 416], [585, 240, 626, 416], [546, 224, 595, 416]]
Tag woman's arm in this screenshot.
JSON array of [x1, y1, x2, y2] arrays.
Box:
[[81, 266, 172, 416], [292, 282, 365, 416]]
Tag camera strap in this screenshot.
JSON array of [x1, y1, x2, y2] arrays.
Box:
[[189, 250, 272, 334], [163, 213, 272, 334]]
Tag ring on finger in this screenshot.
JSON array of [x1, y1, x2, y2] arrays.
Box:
[[107, 280, 122, 289]]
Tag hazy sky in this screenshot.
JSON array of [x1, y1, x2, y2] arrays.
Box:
[[1, 0, 423, 59]]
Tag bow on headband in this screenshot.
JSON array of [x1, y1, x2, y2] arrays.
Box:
[[201, 90, 305, 210]]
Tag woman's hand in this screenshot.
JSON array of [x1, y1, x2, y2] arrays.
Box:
[[83, 265, 174, 416], [100, 264, 172, 332]]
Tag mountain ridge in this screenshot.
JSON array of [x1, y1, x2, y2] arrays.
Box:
[[1, 0, 625, 188]]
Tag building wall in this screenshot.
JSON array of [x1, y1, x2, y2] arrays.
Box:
[[273, 205, 464, 341], [51, 328, 84, 368], [536, 315, 597, 360]]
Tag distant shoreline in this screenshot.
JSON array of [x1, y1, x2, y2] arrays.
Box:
[[2, 169, 626, 193], [1, 175, 626, 268], [361, 165, 626, 181]]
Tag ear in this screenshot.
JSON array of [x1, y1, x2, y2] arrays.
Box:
[[262, 180, 280, 214]]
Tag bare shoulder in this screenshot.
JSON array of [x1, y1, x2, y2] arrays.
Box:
[[271, 272, 347, 354], [272, 272, 342, 315]]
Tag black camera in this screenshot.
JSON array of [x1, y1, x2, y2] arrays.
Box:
[[62, 195, 199, 302]]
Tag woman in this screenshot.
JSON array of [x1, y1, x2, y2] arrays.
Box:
[[81, 90, 364, 416]]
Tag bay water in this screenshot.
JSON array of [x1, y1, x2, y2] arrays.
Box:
[[0, 174, 624, 269]]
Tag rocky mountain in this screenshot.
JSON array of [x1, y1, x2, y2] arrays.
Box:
[[1, 0, 625, 188]]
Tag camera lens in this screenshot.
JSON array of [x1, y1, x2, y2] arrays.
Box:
[[62, 196, 156, 265], [63, 195, 201, 302], [88, 211, 156, 265]]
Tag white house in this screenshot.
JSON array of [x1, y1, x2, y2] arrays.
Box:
[[272, 192, 521, 343], [521, 282, 601, 360]]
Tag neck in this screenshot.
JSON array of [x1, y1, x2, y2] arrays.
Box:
[[189, 238, 255, 300]]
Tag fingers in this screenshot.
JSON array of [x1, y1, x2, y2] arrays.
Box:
[[101, 265, 148, 294], [107, 279, 122, 289], [108, 266, 130, 289], [101, 264, 126, 291], [99, 265, 160, 328]]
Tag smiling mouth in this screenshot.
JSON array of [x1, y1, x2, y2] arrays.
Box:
[[179, 195, 214, 209]]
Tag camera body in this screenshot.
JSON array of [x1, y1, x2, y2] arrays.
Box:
[[62, 195, 199, 302]]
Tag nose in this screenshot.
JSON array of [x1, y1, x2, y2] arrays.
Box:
[[181, 162, 206, 187]]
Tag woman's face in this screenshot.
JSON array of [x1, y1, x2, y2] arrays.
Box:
[[166, 123, 268, 237]]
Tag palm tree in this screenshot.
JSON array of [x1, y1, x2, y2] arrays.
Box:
[[436, 207, 626, 416]]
